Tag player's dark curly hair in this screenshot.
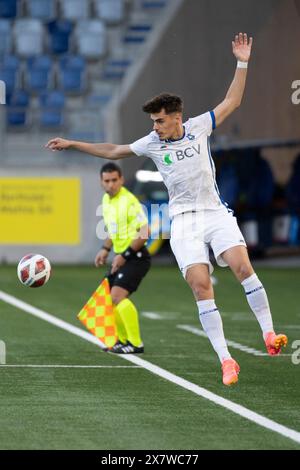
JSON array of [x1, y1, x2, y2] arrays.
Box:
[[100, 162, 122, 177], [142, 93, 183, 114]]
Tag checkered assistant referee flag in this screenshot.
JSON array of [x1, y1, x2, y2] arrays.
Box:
[[77, 278, 118, 348]]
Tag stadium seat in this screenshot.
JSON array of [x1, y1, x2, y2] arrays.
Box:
[[26, 56, 53, 92], [74, 20, 107, 59], [60, 0, 89, 20], [102, 58, 131, 80], [14, 19, 44, 57], [240, 151, 275, 250], [0, 0, 18, 18], [86, 92, 112, 107], [6, 89, 30, 127], [26, 0, 56, 19], [0, 55, 20, 95], [85, 81, 114, 107], [47, 20, 73, 55], [123, 19, 151, 44], [141, 1, 167, 10], [0, 54, 20, 69], [246, 156, 274, 209], [0, 20, 12, 56], [286, 154, 300, 216], [94, 0, 125, 25], [217, 161, 239, 209], [59, 55, 85, 70], [39, 90, 65, 127], [58, 56, 86, 93]]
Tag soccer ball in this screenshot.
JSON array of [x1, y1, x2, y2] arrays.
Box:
[[17, 254, 51, 288]]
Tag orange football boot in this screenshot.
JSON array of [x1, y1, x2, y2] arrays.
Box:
[[222, 358, 240, 386], [264, 332, 288, 356]]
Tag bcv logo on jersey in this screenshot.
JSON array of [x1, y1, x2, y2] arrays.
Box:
[[163, 144, 201, 165]]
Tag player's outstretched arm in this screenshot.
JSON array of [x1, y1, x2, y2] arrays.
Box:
[[213, 33, 253, 127], [45, 137, 135, 160]]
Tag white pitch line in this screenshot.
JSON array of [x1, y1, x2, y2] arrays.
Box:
[[142, 312, 165, 320], [0, 365, 140, 369], [177, 324, 292, 357], [0, 290, 299, 445], [0, 290, 107, 350], [178, 324, 268, 356], [142, 311, 180, 320]]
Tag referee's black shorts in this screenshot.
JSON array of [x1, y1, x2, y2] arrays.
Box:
[[106, 246, 151, 294]]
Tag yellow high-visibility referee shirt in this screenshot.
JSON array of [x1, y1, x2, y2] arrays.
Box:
[[102, 186, 148, 253]]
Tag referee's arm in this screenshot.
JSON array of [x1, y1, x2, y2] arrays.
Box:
[[111, 224, 150, 274], [129, 223, 150, 252], [95, 237, 113, 267]]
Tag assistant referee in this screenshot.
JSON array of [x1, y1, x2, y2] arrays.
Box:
[[95, 162, 151, 354]]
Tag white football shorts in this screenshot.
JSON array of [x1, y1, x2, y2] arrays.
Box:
[[170, 207, 247, 277]]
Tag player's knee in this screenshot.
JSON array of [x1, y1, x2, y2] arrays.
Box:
[[187, 278, 212, 300], [236, 263, 253, 281]]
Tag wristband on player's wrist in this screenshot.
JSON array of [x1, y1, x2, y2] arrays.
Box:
[[121, 247, 136, 260], [237, 60, 248, 69], [102, 246, 111, 252]]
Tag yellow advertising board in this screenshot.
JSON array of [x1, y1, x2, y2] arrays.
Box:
[[0, 178, 80, 244]]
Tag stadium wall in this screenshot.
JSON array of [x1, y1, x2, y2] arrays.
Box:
[[0, 162, 104, 264]]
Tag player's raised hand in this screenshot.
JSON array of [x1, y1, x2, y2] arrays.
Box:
[[232, 33, 253, 62], [45, 137, 72, 151]]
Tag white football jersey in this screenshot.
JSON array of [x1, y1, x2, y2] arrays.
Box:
[[130, 111, 224, 218]]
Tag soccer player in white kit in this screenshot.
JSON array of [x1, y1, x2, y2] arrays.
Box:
[[46, 33, 288, 385]]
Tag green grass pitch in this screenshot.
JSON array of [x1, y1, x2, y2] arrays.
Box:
[[0, 264, 299, 450]]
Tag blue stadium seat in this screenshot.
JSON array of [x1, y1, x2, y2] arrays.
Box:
[[27, 55, 52, 70], [26, 0, 56, 19], [75, 20, 107, 59], [123, 23, 151, 44], [239, 151, 274, 249], [0, 55, 20, 95], [14, 19, 44, 57], [47, 20, 73, 54], [217, 162, 239, 209], [141, 1, 167, 10], [0, 0, 18, 18], [94, 0, 125, 25], [0, 54, 19, 70], [286, 155, 300, 215], [102, 58, 131, 80], [0, 20, 12, 56], [26, 56, 53, 92], [286, 155, 300, 245], [58, 55, 86, 93], [39, 90, 65, 127], [60, 0, 89, 20], [0, 69, 16, 97], [246, 156, 274, 209], [6, 89, 30, 127], [59, 55, 85, 70], [86, 91, 113, 107]]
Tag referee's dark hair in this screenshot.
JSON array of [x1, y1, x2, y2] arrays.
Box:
[[100, 162, 122, 177]]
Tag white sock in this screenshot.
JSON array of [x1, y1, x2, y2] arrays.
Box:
[[197, 299, 231, 363], [241, 274, 274, 338]]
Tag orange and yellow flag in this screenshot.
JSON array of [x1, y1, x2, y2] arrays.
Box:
[[77, 278, 118, 348]]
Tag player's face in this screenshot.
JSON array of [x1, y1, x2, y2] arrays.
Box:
[[101, 171, 124, 197], [151, 109, 182, 140]]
